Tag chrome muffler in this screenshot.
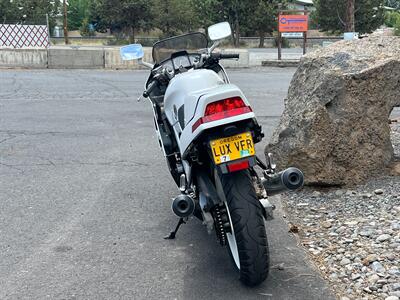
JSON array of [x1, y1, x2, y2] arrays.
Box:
[[262, 167, 304, 196]]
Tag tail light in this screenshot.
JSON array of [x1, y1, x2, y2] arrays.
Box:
[[192, 97, 252, 132], [227, 160, 250, 172]]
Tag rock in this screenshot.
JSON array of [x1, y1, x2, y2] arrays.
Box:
[[392, 222, 400, 231], [361, 193, 373, 199], [340, 258, 351, 266], [362, 254, 378, 265], [335, 190, 344, 197], [329, 273, 339, 281], [389, 292, 400, 298], [376, 234, 392, 243], [351, 273, 361, 280], [371, 261, 385, 273], [378, 279, 389, 285], [311, 191, 322, 197], [322, 221, 333, 229], [368, 274, 380, 283], [388, 267, 400, 276], [384, 252, 396, 261], [266, 36, 400, 186], [345, 190, 355, 196], [374, 189, 384, 195], [359, 229, 374, 237], [369, 285, 378, 291], [393, 283, 400, 291], [363, 287, 373, 294], [385, 296, 399, 300], [344, 220, 358, 226]]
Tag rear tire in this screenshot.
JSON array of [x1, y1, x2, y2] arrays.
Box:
[[216, 169, 270, 286]]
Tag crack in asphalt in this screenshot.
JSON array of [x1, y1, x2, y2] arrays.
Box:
[[0, 159, 149, 169], [0, 130, 67, 136], [0, 162, 24, 173], [0, 135, 17, 144]]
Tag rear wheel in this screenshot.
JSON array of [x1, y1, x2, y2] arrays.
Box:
[[214, 169, 270, 286]]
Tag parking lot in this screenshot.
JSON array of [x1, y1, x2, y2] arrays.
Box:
[[0, 68, 334, 299]]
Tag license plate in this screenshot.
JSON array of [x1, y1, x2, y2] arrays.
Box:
[[210, 132, 255, 165]]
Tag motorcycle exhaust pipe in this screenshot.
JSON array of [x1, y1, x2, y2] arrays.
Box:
[[262, 167, 304, 196], [171, 194, 195, 218]]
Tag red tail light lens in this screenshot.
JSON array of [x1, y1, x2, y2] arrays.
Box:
[[227, 160, 250, 172], [205, 97, 245, 116], [192, 97, 252, 132]]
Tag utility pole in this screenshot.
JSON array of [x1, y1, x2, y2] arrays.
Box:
[[345, 0, 355, 32], [63, 0, 69, 44]]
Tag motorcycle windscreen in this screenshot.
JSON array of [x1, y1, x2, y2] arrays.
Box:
[[152, 32, 208, 64]]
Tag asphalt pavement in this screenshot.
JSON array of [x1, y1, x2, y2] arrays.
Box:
[[0, 68, 335, 300]]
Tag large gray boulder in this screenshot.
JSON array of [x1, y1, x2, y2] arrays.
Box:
[[266, 36, 400, 186]]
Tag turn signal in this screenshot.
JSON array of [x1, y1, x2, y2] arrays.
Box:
[[192, 97, 252, 132]]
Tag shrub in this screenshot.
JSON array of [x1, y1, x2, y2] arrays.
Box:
[[79, 18, 95, 37], [385, 11, 400, 28], [394, 17, 400, 36], [106, 38, 130, 46], [274, 36, 290, 48]]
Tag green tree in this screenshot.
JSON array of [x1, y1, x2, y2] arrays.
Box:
[[192, 0, 253, 47], [314, 0, 385, 34], [395, 16, 400, 35], [94, 0, 153, 42], [68, 0, 91, 31], [386, 0, 400, 8], [153, 0, 200, 37], [220, 0, 249, 47], [249, 0, 287, 48], [0, 0, 20, 22], [385, 11, 400, 26], [190, 0, 220, 32], [79, 17, 95, 36], [0, 0, 59, 26]]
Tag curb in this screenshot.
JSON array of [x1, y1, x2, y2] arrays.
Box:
[[261, 59, 300, 68]]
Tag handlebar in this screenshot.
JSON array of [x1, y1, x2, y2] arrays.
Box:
[[143, 80, 157, 98], [142, 52, 240, 97], [211, 53, 240, 60]]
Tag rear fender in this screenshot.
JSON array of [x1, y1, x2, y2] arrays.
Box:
[[196, 169, 222, 211]]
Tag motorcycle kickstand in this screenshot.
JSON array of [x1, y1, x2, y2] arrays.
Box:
[[164, 217, 186, 240]]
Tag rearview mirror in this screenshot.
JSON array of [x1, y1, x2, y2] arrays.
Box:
[[120, 44, 144, 61], [208, 22, 232, 41]]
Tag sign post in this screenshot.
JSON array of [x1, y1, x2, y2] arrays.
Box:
[[278, 10, 309, 60]]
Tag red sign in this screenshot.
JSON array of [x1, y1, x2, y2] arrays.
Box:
[[279, 15, 308, 32]]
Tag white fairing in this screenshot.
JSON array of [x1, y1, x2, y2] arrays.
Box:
[[164, 68, 256, 156], [164, 69, 223, 128]]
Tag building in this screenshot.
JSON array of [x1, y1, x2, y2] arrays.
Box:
[[289, 0, 315, 11]]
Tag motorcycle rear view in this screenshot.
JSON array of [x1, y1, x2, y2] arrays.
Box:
[[120, 22, 304, 286]]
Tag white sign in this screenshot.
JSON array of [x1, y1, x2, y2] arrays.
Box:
[[282, 32, 303, 38]]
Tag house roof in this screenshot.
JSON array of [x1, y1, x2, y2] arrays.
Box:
[[295, 0, 314, 5]]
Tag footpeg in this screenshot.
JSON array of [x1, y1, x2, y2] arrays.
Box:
[[259, 198, 275, 220]]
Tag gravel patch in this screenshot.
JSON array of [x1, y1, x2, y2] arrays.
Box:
[[280, 125, 400, 299]]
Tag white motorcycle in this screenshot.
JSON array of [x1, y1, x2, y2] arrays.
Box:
[[121, 22, 304, 286]]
